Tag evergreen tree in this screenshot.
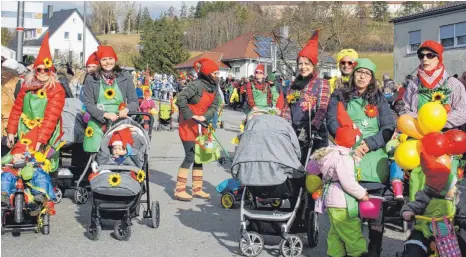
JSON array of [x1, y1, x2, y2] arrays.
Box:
[[188, 6, 196, 19], [372, 1, 389, 21], [401, 1, 425, 16], [195, 1, 206, 18], [135, 17, 190, 75], [180, 2, 188, 19], [167, 6, 176, 18], [140, 7, 152, 30], [135, 4, 142, 33]]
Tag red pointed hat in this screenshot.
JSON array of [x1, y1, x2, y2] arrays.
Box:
[[11, 127, 40, 155], [417, 40, 443, 63], [255, 64, 265, 73], [86, 51, 99, 66], [420, 151, 452, 194], [97, 45, 118, 62], [109, 128, 134, 149], [194, 57, 219, 75], [298, 29, 319, 65], [334, 102, 362, 148], [33, 32, 54, 70]]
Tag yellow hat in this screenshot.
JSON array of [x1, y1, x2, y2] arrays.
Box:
[[336, 49, 359, 65]]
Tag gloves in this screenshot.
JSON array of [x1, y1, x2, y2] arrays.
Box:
[[402, 211, 414, 221]]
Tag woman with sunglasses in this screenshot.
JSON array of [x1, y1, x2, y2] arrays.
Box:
[[403, 40, 466, 129], [245, 64, 273, 113], [327, 58, 396, 257], [328, 49, 359, 94], [4, 32, 65, 172], [82, 46, 139, 153]]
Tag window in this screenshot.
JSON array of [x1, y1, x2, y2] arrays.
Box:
[[440, 22, 466, 48], [80, 52, 83, 63], [234, 67, 240, 73], [456, 22, 466, 46], [408, 30, 421, 53], [78, 33, 82, 41], [64, 32, 69, 40]]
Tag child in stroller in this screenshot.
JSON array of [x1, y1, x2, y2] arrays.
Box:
[[86, 117, 159, 241], [232, 113, 318, 257]]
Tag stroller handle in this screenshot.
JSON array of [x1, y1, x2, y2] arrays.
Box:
[[105, 112, 155, 137]]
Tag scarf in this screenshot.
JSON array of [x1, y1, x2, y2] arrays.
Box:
[[417, 63, 445, 89], [292, 73, 314, 90], [102, 71, 116, 86], [26, 77, 45, 92]]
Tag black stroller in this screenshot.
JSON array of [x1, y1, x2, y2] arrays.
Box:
[[85, 113, 159, 241], [231, 114, 319, 257]]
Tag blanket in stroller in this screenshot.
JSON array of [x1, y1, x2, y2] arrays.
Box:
[[231, 114, 304, 186], [61, 98, 86, 146]]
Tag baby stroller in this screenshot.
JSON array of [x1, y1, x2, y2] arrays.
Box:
[[231, 114, 319, 257], [86, 113, 159, 241], [156, 99, 173, 131]]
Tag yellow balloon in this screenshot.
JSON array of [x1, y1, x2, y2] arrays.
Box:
[[305, 175, 322, 193], [397, 114, 424, 139], [417, 102, 447, 134], [394, 140, 421, 170], [399, 134, 408, 143]]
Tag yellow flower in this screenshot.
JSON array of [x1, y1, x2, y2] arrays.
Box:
[[26, 119, 37, 129], [42, 159, 52, 173], [43, 58, 52, 68], [104, 88, 116, 100], [37, 89, 47, 99], [136, 170, 146, 183], [36, 118, 44, 124], [431, 92, 446, 103], [85, 127, 94, 137], [20, 138, 32, 145], [108, 173, 121, 187], [34, 152, 47, 163]]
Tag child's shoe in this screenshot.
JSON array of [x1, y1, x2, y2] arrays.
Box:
[[391, 180, 404, 200], [46, 201, 56, 215]]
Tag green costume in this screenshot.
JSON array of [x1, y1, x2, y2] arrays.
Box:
[[83, 80, 124, 152]]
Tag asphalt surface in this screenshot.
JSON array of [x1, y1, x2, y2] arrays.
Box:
[[1, 109, 408, 257]]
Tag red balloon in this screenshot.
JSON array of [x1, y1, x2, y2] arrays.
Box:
[[444, 129, 466, 155], [420, 132, 449, 157]]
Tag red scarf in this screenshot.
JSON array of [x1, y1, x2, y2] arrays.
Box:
[[417, 63, 445, 89]]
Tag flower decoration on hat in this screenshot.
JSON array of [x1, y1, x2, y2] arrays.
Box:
[[431, 92, 446, 103], [364, 104, 378, 118], [43, 58, 53, 68], [85, 127, 94, 138], [33, 32, 54, 71], [104, 88, 116, 100], [136, 169, 145, 183], [37, 89, 47, 99], [108, 173, 121, 187]]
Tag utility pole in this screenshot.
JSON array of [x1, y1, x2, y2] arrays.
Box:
[[16, 1, 25, 62], [83, 1, 87, 66]]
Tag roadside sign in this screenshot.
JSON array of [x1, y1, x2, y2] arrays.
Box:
[[1, 1, 43, 29]]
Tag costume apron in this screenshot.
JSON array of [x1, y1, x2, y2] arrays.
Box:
[[245, 83, 270, 114], [178, 90, 215, 142], [83, 79, 124, 152], [344, 98, 389, 218]]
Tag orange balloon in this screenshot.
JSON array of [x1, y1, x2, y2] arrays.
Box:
[[436, 154, 451, 170], [397, 114, 424, 140]]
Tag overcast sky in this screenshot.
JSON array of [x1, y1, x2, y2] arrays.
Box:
[[43, 1, 198, 19]]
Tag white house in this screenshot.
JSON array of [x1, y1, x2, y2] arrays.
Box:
[[391, 2, 466, 82], [8, 6, 100, 65]]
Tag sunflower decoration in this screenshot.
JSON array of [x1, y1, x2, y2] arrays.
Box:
[[85, 127, 94, 138], [43, 58, 53, 68], [42, 159, 52, 172], [104, 88, 116, 100], [26, 119, 38, 129], [20, 138, 32, 145], [431, 92, 446, 103], [136, 169, 146, 183], [108, 173, 122, 187], [36, 118, 44, 124], [364, 104, 378, 118], [37, 89, 47, 99], [286, 91, 301, 104]]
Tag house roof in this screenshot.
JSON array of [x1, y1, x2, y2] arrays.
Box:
[[8, 9, 99, 50], [391, 1, 466, 23], [211, 32, 270, 60], [175, 52, 230, 69]]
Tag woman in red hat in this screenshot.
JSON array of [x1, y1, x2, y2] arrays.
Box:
[[85, 51, 99, 75], [174, 57, 220, 201], [82, 45, 139, 152], [281, 30, 330, 163], [403, 40, 466, 129], [4, 32, 65, 173]]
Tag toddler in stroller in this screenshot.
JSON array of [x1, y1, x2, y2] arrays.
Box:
[[86, 117, 159, 241], [232, 114, 318, 257]]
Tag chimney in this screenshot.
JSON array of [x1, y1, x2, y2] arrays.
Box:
[[47, 5, 53, 19], [280, 26, 289, 39]]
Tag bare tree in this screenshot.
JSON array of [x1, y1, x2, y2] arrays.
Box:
[[89, 2, 118, 34]]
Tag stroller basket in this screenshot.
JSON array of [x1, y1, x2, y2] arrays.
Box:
[[247, 179, 303, 200]]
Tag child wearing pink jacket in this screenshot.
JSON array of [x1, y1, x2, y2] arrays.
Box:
[[310, 102, 369, 257], [139, 89, 156, 129]]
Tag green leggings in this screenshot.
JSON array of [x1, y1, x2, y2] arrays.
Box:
[[327, 208, 368, 257]]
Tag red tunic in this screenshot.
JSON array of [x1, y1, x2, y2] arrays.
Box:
[[178, 90, 215, 142]]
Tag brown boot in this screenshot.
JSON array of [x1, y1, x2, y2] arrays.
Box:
[[174, 168, 193, 201], [192, 168, 210, 199]]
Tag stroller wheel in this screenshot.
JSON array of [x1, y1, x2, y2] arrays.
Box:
[[149, 201, 160, 228], [218, 157, 226, 165], [279, 235, 303, 257], [87, 220, 101, 241], [40, 213, 50, 235], [239, 231, 264, 257], [53, 187, 63, 204], [307, 211, 319, 248], [73, 187, 89, 205], [113, 220, 132, 241], [221, 193, 235, 209], [270, 199, 283, 210]]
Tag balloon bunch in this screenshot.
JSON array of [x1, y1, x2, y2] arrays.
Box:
[[395, 102, 466, 175]]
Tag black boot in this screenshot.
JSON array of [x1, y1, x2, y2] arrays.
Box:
[[368, 227, 383, 257]]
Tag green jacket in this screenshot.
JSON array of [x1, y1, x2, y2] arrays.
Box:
[[176, 73, 219, 121]]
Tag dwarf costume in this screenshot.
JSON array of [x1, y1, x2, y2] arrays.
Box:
[[108, 127, 134, 165], [282, 30, 330, 163], [86, 51, 99, 68], [174, 58, 219, 201], [328, 49, 359, 93], [3, 32, 65, 172], [245, 64, 273, 113], [400, 152, 460, 257]]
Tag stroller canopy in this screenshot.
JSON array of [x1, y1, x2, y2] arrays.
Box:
[[231, 114, 304, 186]]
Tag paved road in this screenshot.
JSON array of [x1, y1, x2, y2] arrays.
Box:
[[2, 109, 408, 257]]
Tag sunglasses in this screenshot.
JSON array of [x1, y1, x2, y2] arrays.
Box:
[[340, 61, 354, 66], [418, 52, 438, 60], [35, 68, 51, 73], [255, 71, 263, 74]]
